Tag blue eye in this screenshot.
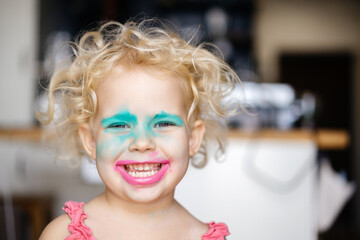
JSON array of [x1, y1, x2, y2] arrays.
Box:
[[154, 122, 176, 128]]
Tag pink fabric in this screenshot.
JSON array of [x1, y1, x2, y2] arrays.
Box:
[[63, 201, 230, 240], [202, 221, 230, 240], [63, 201, 95, 240]]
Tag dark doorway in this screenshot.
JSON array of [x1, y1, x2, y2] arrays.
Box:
[[280, 52, 357, 239], [280, 53, 353, 129]]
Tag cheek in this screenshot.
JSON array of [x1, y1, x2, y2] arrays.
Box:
[[96, 134, 128, 161], [158, 134, 190, 166], [157, 132, 188, 150]]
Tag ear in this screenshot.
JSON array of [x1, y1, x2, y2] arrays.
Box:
[[78, 123, 97, 160], [189, 120, 205, 157]]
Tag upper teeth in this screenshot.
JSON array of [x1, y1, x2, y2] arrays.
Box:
[[126, 163, 160, 171], [125, 163, 162, 178]]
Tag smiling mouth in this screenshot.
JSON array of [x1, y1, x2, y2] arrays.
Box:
[[124, 163, 162, 178], [115, 160, 170, 185]]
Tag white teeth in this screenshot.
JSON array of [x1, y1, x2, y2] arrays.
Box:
[[125, 168, 160, 178], [126, 163, 160, 171], [124, 163, 162, 178]]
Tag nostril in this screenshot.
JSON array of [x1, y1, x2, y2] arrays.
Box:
[[129, 137, 155, 151]]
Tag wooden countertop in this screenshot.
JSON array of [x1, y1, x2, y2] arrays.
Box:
[[228, 128, 349, 150], [0, 127, 43, 142], [0, 127, 350, 150]]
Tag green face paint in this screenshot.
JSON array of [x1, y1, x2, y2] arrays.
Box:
[[102, 110, 183, 137], [98, 109, 184, 158], [96, 136, 126, 159], [102, 109, 138, 131], [152, 111, 184, 126], [101, 109, 139, 141], [98, 109, 139, 157], [141, 111, 183, 138]]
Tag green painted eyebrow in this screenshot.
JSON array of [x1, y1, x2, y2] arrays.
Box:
[[101, 110, 138, 127], [152, 111, 184, 126]]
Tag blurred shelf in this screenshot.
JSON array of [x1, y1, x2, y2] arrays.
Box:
[[228, 128, 314, 140], [229, 128, 350, 150], [0, 127, 349, 150], [0, 127, 42, 142], [316, 129, 350, 150]]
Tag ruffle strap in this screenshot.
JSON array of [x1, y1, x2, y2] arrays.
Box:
[[202, 222, 230, 240], [63, 201, 96, 240]]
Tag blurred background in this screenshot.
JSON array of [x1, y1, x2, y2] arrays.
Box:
[[0, 0, 359, 239]]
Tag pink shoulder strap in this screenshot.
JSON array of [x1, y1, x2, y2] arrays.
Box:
[[63, 201, 96, 240], [202, 222, 230, 240]]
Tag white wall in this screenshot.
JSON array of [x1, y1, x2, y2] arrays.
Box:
[[0, 0, 39, 127]]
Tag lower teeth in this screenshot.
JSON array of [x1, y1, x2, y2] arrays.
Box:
[[128, 170, 159, 178]]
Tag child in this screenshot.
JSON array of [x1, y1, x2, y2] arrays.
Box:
[[38, 18, 242, 240]]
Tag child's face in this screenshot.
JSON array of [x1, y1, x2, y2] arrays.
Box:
[[80, 65, 204, 203]]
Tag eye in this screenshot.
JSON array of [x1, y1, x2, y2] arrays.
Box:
[[154, 122, 176, 128], [108, 123, 130, 129]]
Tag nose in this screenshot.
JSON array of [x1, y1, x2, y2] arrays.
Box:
[[128, 131, 155, 152]]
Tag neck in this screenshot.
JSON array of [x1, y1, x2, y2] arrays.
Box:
[[102, 188, 179, 220]]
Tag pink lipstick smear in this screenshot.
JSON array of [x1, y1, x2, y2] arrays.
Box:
[[115, 159, 170, 185], [148, 151, 159, 158]]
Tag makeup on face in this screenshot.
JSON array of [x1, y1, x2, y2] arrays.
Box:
[[114, 158, 170, 185], [101, 109, 184, 139], [148, 151, 159, 158], [99, 109, 184, 185], [101, 109, 138, 139]]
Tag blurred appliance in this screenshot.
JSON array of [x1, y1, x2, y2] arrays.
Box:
[[226, 82, 315, 130], [176, 138, 317, 240]]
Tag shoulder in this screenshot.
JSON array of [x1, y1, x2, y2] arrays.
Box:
[[188, 219, 210, 239], [202, 221, 230, 239], [186, 217, 230, 239], [176, 209, 209, 239], [39, 214, 70, 240], [174, 202, 210, 239]]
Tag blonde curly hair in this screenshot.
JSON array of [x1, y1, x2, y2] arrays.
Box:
[[36, 19, 244, 167]]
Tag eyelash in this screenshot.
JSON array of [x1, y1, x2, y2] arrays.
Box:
[[154, 122, 176, 128], [106, 121, 176, 130], [108, 123, 130, 129]]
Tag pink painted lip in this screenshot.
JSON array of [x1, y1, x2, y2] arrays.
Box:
[[114, 159, 170, 186]]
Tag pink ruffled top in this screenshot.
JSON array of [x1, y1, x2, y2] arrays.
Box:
[[63, 201, 230, 240], [63, 201, 95, 240]]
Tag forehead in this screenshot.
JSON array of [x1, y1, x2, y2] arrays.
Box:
[[95, 65, 187, 117]]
